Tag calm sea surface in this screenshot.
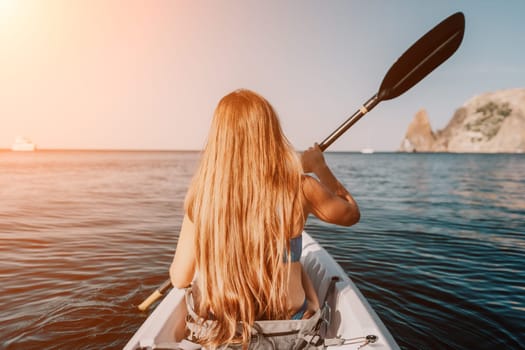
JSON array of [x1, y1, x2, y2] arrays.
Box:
[[0, 151, 524, 350]]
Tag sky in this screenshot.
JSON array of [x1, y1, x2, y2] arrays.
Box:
[[1, 0, 524, 151]]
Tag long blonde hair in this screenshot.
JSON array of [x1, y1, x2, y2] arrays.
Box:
[[185, 89, 304, 348]]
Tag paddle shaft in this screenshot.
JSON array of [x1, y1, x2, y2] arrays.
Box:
[[319, 94, 379, 151], [138, 279, 171, 311]]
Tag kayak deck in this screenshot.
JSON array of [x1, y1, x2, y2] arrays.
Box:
[[124, 232, 400, 349]]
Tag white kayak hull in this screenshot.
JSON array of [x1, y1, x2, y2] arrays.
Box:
[[124, 232, 400, 349]]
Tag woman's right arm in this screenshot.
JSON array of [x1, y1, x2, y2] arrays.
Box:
[[301, 144, 360, 226]]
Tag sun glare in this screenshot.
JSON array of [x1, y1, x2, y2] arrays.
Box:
[[0, 0, 19, 20], [0, 0, 13, 10]]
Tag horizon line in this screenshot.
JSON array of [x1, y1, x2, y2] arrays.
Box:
[[0, 148, 398, 153]]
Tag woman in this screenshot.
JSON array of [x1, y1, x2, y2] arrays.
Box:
[[169, 89, 359, 348]]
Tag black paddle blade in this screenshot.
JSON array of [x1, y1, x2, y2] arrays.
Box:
[[378, 12, 465, 101]]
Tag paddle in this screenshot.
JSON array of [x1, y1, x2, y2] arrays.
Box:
[[319, 11, 465, 150], [138, 279, 171, 311], [137, 12, 465, 312]]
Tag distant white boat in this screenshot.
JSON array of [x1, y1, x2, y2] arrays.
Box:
[[11, 137, 36, 151], [361, 148, 375, 154]]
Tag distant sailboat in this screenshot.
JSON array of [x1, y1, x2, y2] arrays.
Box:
[[360, 147, 374, 154], [11, 137, 36, 151]]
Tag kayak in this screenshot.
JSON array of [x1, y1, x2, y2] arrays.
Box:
[[124, 232, 400, 350]]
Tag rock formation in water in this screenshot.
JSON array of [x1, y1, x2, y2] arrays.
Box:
[[399, 109, 436, 152], [399, 88, 525, 153]]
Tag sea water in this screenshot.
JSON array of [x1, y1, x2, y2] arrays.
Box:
[[0, 151, 523, 349]]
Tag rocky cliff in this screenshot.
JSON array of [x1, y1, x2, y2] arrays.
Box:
[[399, 109, 436, 152], [400, 88, 525, 153]]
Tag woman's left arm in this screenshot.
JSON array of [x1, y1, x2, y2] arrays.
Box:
[[169, 214, 196, 289]]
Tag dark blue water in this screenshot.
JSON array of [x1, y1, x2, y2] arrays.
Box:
[[0, 151, 524, 349], [309, 153, 525, 349]]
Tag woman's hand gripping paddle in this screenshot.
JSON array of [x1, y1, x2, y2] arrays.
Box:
[[137, 12, 465, 311]]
